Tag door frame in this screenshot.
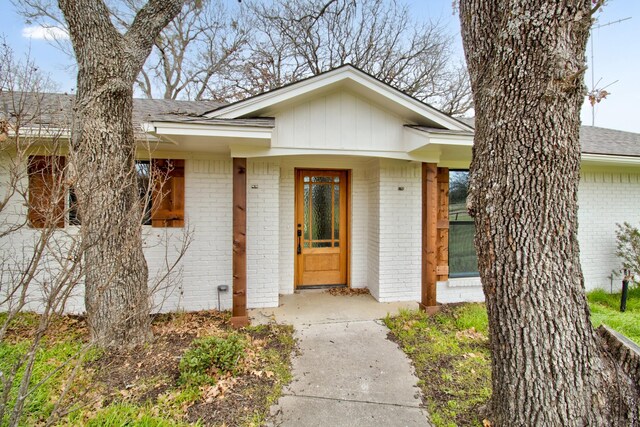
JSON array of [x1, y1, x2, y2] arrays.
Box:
[[294, 168, 351, 289]]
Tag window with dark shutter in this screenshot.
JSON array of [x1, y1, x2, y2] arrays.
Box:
[[151, 159, 185, 228], [28, 155, 66, 229]]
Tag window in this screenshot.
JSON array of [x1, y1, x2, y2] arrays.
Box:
[[149, 159, 185, 228], [28, 157, 185, 228], [28, 155, 66, 228], [68, 187, 81, 226], [136, 160, 152, 226], [449, 170, 478, 277]]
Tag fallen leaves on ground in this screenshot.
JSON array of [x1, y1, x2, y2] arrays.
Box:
[[326, 287, 370, 296], [455, 327, 486, 341]]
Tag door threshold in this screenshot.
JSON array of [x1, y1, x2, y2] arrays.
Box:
[[297, 284, 347, 290]]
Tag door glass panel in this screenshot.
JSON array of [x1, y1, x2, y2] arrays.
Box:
[[312, 241, 332, 248], [312, 183, 332, 240], [334, 176, 340, 183], [312, 176, 333, 183], [333, 184, 340, 242], [303, 183, 310, 240]]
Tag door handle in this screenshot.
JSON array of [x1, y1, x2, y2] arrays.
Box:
[[297, 227, 302, 255]]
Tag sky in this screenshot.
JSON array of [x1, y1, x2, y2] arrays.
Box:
[[1, 0, 638, 133]]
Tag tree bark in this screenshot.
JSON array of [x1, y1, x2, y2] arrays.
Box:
[[58, 0, 183, 348], [459, 1, 639, 425]]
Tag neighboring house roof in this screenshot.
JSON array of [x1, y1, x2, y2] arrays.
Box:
[[0, 92, 225, 131], [579, 126, 640, 157], [454, 117, 640, 158], [0, 92, 274, 134]]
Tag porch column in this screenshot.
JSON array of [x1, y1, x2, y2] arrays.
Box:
[[231, 157, 249, 328], [422, 163, 438, 310], [421, 164, 449, 311]]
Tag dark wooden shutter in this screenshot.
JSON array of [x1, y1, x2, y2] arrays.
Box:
[[28, 155, 66, 228], [151, 159, 185, 228], [436, 167, 449, 281]]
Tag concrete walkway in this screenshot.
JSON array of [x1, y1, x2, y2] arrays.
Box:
[[251, 292, 431, 426]]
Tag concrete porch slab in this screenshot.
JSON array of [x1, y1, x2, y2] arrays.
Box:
[[249, 290, 418, 326]]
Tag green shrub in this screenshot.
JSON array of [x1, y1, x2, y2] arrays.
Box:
[[178, 334, 245, 386], [615, 222, 640, 283]]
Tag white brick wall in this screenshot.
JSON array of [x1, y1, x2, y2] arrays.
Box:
[[578, 170, 640, 291], [0, 156, 236, 314], [141, 158, 234, 312], [376, 160, 422, 302], [278, 167, 295, 294], [5, 152, 638, 314], [351, 167, 369, 288], [434, 169, 640, 302], [367, 160, 380, 299], [437, 278, 484, 303], [246, 160, 280, 308]]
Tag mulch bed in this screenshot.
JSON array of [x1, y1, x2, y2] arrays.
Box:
[[93, 311, 292, 426], [5, 310, 294, 426]]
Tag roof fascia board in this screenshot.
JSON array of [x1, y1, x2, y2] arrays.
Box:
[[581, 153, 640, 165], [404, 126, 474, 153], [208, 67, 472, 132], [228, 145, 439, 162], [150, 121, 272, 139]]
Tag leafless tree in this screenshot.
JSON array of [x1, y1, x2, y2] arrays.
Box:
[[107, 0, 250, 101], [13, 0, 472, 115], [224, 0, 472, 115], [57, 0, 185, 348], [0, 41, 192, 425]]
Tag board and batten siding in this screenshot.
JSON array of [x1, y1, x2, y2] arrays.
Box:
[[272, 90, 406, 151]]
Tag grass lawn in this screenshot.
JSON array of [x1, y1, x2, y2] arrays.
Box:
[[385, 286, 640, 427], [0, 311, 294, 426], [587, 285, 640, 344]]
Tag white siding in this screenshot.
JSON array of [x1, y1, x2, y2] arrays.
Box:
[[273, 90, 406, 152]]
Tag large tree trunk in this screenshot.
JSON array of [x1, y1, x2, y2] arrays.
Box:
[[59, 0, 183, 347], [459, 1, 639, 425]]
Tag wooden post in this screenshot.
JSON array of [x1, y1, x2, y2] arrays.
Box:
[[436, 168, 449, 282], [421, 163, 439, 312], [231, 158, 249, 328]]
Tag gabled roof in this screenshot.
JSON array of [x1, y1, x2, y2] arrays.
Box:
[[204, 64, 474, 132]]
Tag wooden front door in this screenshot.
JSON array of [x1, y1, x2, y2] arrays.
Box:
[[295, 169, 348, 287]]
